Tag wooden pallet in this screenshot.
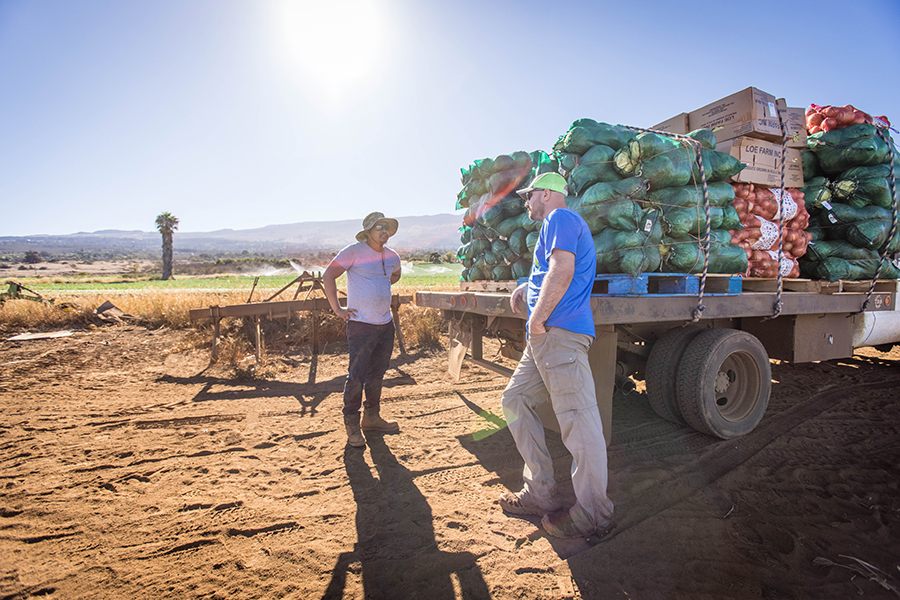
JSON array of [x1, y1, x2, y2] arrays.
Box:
[[818, 279, 898, 294], [741, 278, 898, 294], [462, 276, 898, 296], [741, 278, 821, 293]]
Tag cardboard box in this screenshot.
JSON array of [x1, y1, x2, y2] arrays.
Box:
[[651, 113, 690, 134], [689, 87, 784, 144], [776, 99, 808, 148], [719, 136, 804, 188]]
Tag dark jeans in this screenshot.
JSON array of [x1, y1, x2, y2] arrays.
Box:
[[342, 320, 395, 416]]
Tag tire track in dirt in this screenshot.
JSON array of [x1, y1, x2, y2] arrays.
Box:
[[0, 584, 59, 600], [583, 376, 900, 550], [0, 531, 80, 544], [133, 414, 245, 429], [71, 446, 249, 474], [365, 382, 508, 408], [1, 444, 268, 499], [159, 521, 303, 556], [608, 428, 714, 464], [51, 381, 509, 431]]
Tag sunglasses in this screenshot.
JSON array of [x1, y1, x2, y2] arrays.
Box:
[[372, 224, 388, 231]]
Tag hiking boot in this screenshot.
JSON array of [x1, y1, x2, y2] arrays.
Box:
[[343, 414, 366, 448], [541, 509, 614, 539], [499, 490, 560, 516], [361, 407, 400, 433]]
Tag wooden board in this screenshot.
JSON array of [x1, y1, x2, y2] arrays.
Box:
[[459, 281, 520, 293], [741, 278, 821, 293], [828, 280, 898, 294]]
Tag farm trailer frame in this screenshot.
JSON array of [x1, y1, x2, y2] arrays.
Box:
[[416, 275, 898, 443]]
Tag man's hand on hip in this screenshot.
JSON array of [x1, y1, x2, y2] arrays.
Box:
[[335, 307, 358, 322], [528, 319, 547, 336]]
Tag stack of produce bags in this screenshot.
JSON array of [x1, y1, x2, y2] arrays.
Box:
[[799, 108, 900, 282], [554, 120, 661, 276], [456, 120, 753, 281], [556, 120, 748, 276], [729, 183, 811, 278], [456, 151, 557, 281]]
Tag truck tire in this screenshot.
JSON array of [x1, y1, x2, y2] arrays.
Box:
[[645, 326, 704, 425], [675, 329, 771, 439]]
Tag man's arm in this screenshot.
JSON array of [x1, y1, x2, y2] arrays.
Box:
[[323, 261, 357, 322], [529, 248, 575, 335], [390, 265, 401, 284], [510, 281, 528, 313]]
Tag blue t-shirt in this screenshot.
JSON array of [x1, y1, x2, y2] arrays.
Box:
[[526, 208, 596, 336]]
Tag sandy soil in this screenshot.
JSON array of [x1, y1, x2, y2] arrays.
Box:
[[1, 325, 899, 600]]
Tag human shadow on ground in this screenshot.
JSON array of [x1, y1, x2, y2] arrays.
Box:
[[322, 436, 490, 600], [454, 390, 621, 560], [453, 391, 578, 502], [155, 350, 422, 416], [156, 373, 345, 415]]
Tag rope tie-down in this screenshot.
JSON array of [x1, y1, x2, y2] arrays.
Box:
[[623, 126, 711, 323]]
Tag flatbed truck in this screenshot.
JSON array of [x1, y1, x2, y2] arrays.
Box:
[[415, 274, 899, 443]]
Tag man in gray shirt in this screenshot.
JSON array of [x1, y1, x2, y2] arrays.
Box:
[[324, 212, 403, 448]]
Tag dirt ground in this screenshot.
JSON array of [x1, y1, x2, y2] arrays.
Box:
[[1, 324, 899, 600]]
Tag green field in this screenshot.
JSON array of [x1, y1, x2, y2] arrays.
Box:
[[4, 262, 464, 292]]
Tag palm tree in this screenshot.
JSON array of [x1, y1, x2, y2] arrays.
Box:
[[155, 212, 179, 280]]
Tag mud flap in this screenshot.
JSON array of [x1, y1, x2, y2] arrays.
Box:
[[448, 318, 472, 381]]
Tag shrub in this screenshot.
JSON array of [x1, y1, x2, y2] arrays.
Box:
[[0, 281, 451, 358], [399, 305, 444, 347]]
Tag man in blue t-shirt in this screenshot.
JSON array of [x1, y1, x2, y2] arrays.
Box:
[[499, 172, 615, 539]]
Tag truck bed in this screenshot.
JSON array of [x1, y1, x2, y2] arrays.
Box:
[[417, 275, 897, 325]]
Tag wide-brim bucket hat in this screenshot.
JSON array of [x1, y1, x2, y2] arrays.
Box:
[[516, 172, 568, 198], [356, 211, 399, 242]]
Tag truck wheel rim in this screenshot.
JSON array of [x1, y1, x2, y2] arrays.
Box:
[[714, 351, 761, 422]]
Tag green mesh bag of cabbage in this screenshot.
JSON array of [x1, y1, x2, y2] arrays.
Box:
[[803, 239, 880, 262], [831, 160, 900, 209], [554, 119, 634, 154], [659, 234, 749, 275], [457, 151, 533, 209], [661, 205, 741, 239], [807, 123, 894, 174], [592, 209, 663, 276], [802, 176, 833, 209], [800, 256, 900, 281], [816, 203, 900, 251], [566, 144, 622, 195], [613, 132, 743, 189]]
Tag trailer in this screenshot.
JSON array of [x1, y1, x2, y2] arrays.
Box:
[[416, 273, 899, 444]]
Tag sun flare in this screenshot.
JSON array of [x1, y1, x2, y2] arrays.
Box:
[[274, 0, 391, 105]]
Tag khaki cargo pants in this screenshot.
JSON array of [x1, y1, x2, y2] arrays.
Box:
[[501, 326, 614, 530]]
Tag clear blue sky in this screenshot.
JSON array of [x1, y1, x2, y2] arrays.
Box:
[[1, 0, 898, 237]]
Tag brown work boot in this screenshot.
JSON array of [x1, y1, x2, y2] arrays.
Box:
[[361, 407, 400, 433], [499, 489, 561, 516], [541, 508, 615, 539], [343, 414, 366, 448]]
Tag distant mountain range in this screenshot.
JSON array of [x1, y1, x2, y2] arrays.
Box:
[[0, 214, 464, 255]]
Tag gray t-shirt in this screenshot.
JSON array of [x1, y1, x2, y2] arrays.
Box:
[[334, 242, 401, 325]]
